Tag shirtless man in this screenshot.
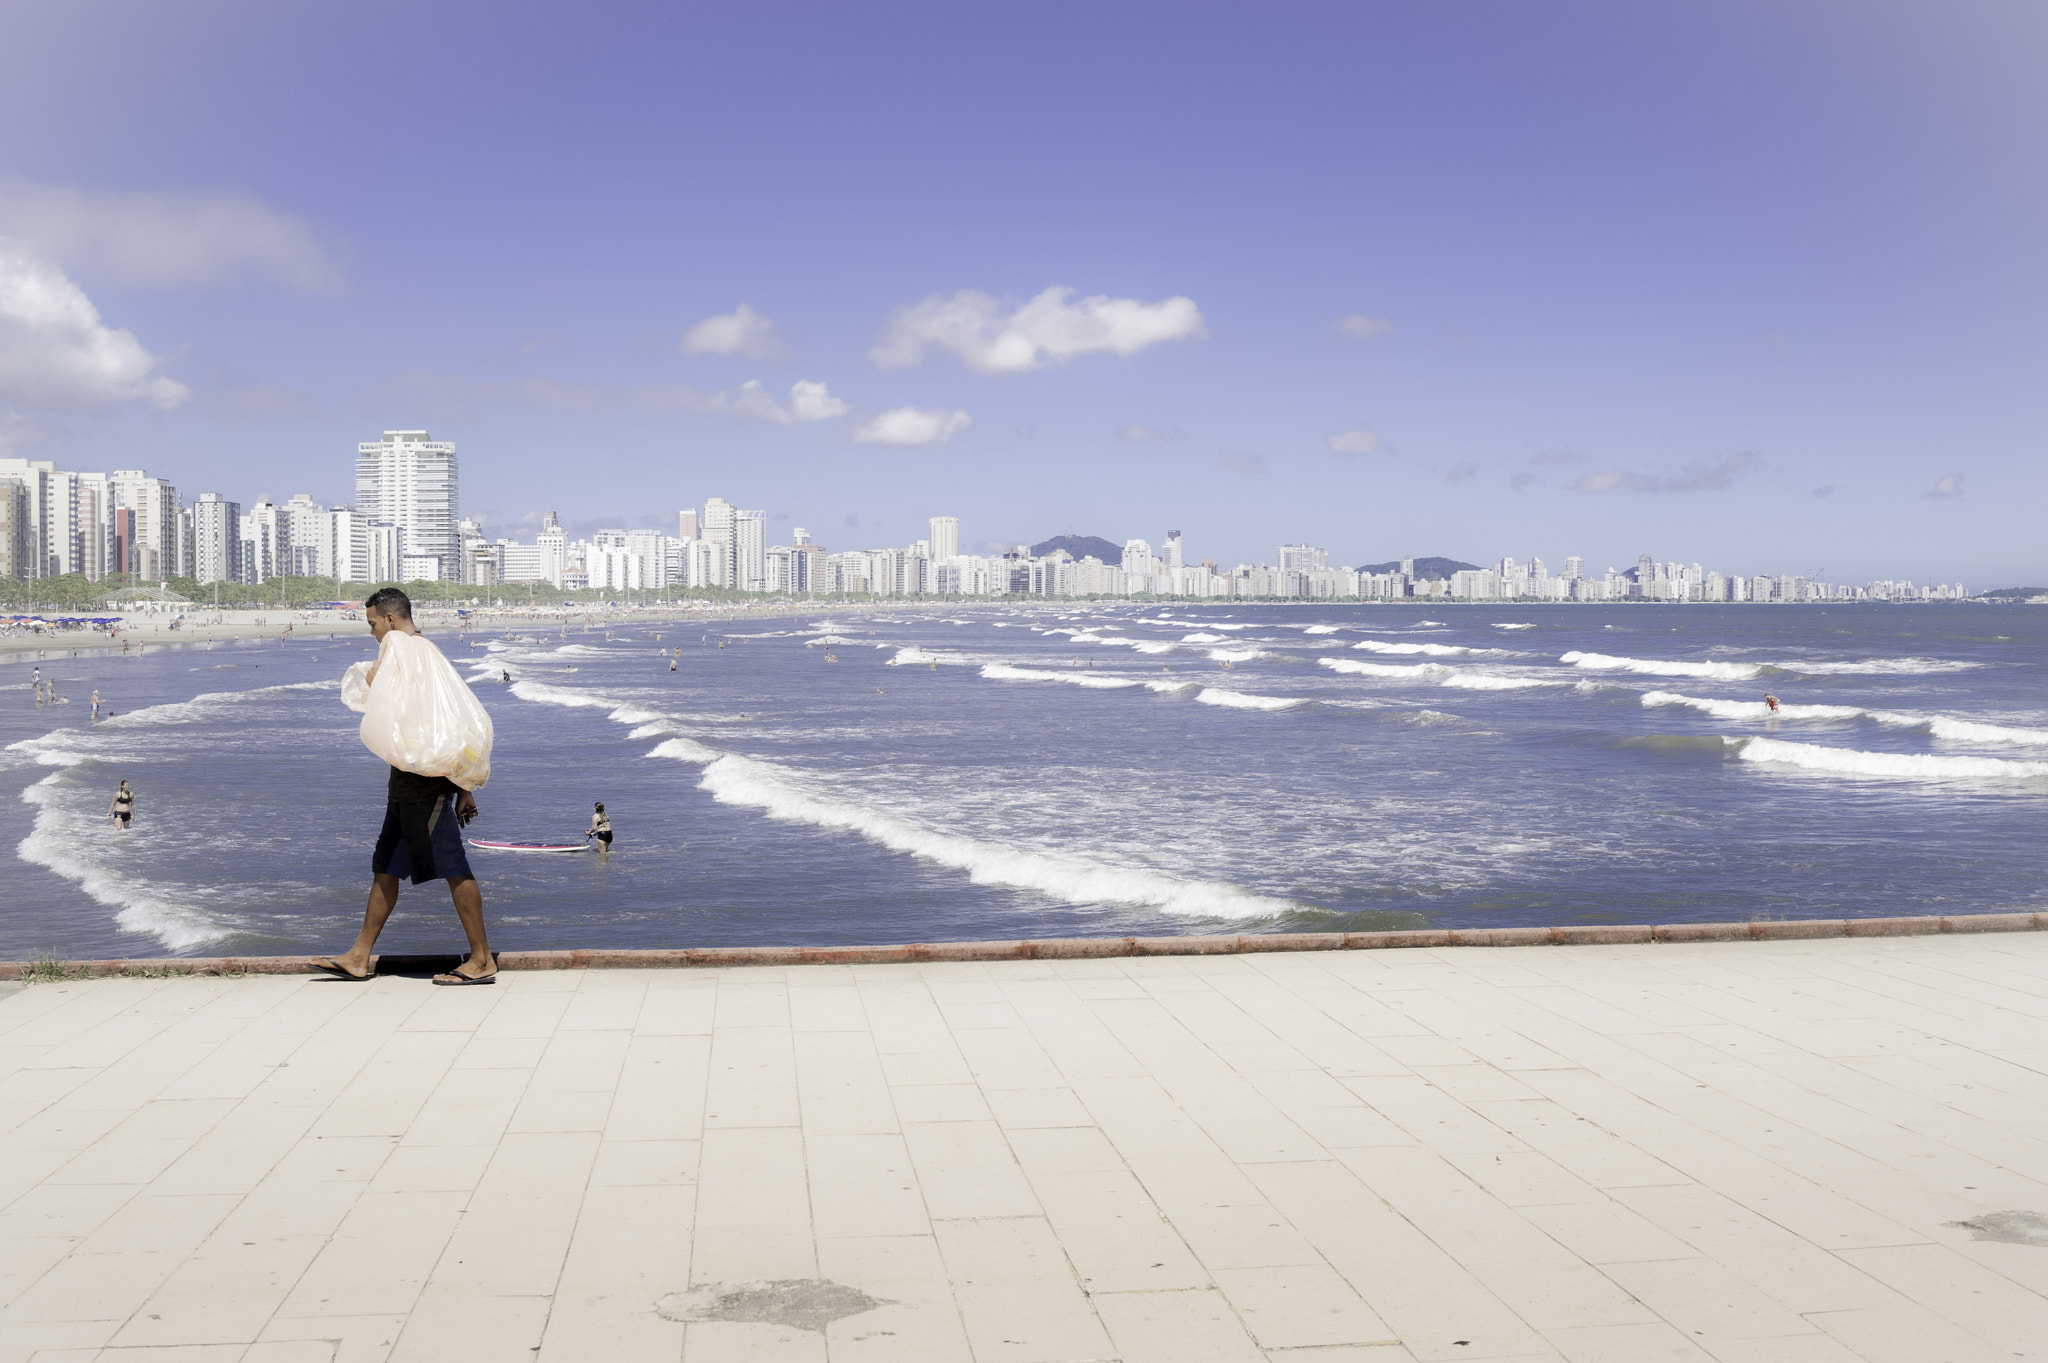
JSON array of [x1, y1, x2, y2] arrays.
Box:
[[1764, 694, 1780, 714], [313, 587, 497, 987]]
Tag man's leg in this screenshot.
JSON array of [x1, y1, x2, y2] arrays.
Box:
[[323, 874, 401, 977], [444, 877, 494, 978]]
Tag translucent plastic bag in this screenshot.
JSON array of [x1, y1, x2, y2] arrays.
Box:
[[341, 630, 493, 790]]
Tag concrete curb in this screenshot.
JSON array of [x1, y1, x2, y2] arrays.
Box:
[[4, 911, 2043, 980]]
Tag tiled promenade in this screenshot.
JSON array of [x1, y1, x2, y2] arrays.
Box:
[[3, 935, 2047, 1362]]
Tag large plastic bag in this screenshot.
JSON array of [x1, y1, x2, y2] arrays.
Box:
[[341, 630, 493, 790]]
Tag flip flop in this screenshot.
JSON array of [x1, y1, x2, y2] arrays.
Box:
[[310, 957, 372, 982], [433, 968, 497, 986]]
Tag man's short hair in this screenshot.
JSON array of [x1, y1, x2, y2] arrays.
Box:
[[364, 587, 413, 619]]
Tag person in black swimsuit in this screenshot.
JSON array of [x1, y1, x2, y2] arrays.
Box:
[[109, 781, 134, 829], [587, 802, 613, 851]]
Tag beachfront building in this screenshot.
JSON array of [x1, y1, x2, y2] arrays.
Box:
[[356, 430, 459, 581], [189, 494, 242, 585]]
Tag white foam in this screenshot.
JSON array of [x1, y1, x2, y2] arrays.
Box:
[[16, 772, 230, 949], [1924, 716, 2048, 746], [1195, 688, 1307, 711], [1786, 657, 1982, 675], [1438, 673, 1554, 690], [1180, 633, 1226, 643], [1207, 648, 1269, 662], [1320, 657, 1452, 679], [1643, 691, 1863, 722], [1493, 622, 1538, 630], [1354, 640, 1501, 657], [980, 664, 1142, 690], [1642, 691, 2048, 745], [646, 736, 720, 764], [698, 754, 1294, 917], [1131, 641, 1177, 655], [1561, 650, 1764, 680], [1304, 625, 1342, 635], [1731, 737, 2048, 781], [807, 635, 860, 646], [554, 644, 608, 655]]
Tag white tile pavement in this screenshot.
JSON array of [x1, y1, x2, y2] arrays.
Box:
[[3, 936, 2047, 1361]]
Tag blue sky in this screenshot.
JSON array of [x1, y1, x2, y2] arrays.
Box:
[[1, 0, 2043, 581]]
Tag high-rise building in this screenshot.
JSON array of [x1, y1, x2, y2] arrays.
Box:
[[928, 515, 959, 562], [356, 431, 459, 580], [736, 509, 767, 591], [327, 506, 373, 584], [240, 499, 289, 584], [536, 512, 568, 587], [0, 475, 28, 580], [1563, 556, 1584, 579], [284, 494, 329, 576], [679, 508, 700, 541], [1163, 530, 1184, 572], [190, 494, 242, 585], [0, 459, 53, 579], [700, 498, 736, 588], [109, 469, 182, 581], [1278, 544, 1329, 573]]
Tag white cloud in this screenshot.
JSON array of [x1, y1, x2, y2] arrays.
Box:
[[0, 240, 188, 412], [1573, 451, 1761, 495], [1327, 427, 1382, 456], [0, 180, 340, 291], [1923, 474, 1965, 500], [871, 286, 1207, 374], [1336, 314, 1393, 341], [640, 377, 847, 424], [853, 406, 972, 445], [681, 303, 789, 360]]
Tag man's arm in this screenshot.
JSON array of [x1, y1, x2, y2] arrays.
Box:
[[457, 790, 478, 826]]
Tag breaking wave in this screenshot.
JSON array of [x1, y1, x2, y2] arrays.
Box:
[[1195, 688, 1308, 711], [981, 664, 1143, 690], [1561, 651, 1765, 681], [698, 754, 1296, 917], [1438, 673, 1555, 690], [1354, 640, 1503, 657], [1730, 737, 2048, 781], [1320, 657, 1452, 679], [1645, 690, 2048, 745]]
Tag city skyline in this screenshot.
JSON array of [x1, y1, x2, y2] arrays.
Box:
[[1, 4, 2044, 581], [0, 437, 1975, 605]]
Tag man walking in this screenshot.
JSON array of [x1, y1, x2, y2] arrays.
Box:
[[314, 587, 497, 986]]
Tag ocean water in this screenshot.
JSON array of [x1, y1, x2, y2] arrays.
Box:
[[4, 604, 2045, 960]]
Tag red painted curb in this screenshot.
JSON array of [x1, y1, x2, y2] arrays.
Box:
[[3, 910, 2041, 979]]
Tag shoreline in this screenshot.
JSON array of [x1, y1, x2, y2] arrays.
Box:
[[6, 908, 2042, 978], [0, 598, 877, 660]]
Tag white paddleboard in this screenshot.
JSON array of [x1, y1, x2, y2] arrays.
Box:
[[468, 839, 589, 854]]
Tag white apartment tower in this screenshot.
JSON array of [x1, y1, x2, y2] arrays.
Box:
[[190, 494, 242, 585], [700, 498, 736, 588], [928, 515, 960, 562], [356, 431, 459, 581], [735, 509, 767, 591]]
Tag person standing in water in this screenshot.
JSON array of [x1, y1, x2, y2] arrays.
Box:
[[587, 802, 613, 851], [313, 588, 497, 987], [1764, 694, 1780, 714], [109, 780, 134, 829]]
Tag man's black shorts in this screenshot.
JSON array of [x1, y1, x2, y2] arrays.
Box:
[[372, 792, 475, 884]]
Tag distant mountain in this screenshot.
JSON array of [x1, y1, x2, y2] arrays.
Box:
[[1032, 534, 1126, 563], [1979, 587, 2048, 601], [1357, 556, 1481, 579]]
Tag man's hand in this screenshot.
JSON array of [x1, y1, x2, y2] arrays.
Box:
[[457, 791, 479, 827]]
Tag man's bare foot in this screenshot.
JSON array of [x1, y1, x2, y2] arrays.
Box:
[[433, 962, 497, 986]]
